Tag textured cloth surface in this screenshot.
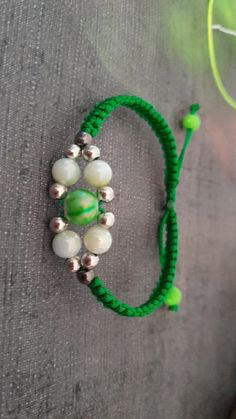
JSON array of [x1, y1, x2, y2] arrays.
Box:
[[0, 1, 236, 418]]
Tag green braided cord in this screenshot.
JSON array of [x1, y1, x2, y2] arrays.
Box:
[[98, 200, 105, 214], [168, 304, 179, 312], [79, 95, 200, 317]]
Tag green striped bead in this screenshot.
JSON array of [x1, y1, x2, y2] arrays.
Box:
[[64, 189, 99, 226]]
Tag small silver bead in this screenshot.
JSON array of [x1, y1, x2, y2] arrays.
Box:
[[77, 269, 94, 285], [75, 131, 92, 146], [82, 145, 100, 162], [97, 186, 114, 202], [64, 144, 81, 159], [81, 252, 99, 270], [50, 217, 68, 233], [49, 183, 68, 199], [65, 256, 81, 273], [98, 212, 115, 229]]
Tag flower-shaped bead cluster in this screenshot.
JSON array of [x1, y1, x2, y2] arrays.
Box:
[[49, 132, 115, 284]]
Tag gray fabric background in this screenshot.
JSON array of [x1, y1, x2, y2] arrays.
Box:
[[0, 1, 236, 418]]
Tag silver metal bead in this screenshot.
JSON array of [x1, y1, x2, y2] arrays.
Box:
[[97, 186, 114, 202], [81, 252, 99, 270], [77, 269, 94, 285], [50, 217, 68, 233], [98, 212, 115, 229], [64, 144, 81, 159], [65, 256, 81, 273], [82, 145, 100, 161], [75, 131, 92, 146], [49, 183, 68, 199]]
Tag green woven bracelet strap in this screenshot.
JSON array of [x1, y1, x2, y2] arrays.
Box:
[[80, 95, 200, 317]]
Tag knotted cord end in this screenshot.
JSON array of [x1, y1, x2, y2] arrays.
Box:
[[189, 103, 200, 114], [168, 304, 179, 312], [178, 103, 201, 173]]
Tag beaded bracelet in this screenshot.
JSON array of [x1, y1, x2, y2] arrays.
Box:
[[49, 95, 201, 317]]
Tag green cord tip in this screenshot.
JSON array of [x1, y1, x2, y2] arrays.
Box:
[[190, 103, 200, 114], [168, 304, 179, 312]]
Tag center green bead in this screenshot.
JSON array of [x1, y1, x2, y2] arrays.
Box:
[[64, 189, 99, 226]]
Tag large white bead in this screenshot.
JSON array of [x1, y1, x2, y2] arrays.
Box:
[[52, 230, 81, 258], [52, 158, 80, 186], [84, 160, 112, 187], [84, 226, 112, 254]]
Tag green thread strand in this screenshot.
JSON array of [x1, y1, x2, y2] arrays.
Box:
[[79, 95, 200, 317]]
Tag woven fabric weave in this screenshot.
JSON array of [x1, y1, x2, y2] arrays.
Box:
[[0, 1, 236, 418]]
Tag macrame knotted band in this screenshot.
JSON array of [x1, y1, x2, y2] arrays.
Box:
[[78, 95, 200, 317]]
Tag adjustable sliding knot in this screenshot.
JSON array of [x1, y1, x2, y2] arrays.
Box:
[[190, 103, 200, 114], [166, 200, 175, 210], [166, 187, 177, 209], [78, 95, 201, 317]]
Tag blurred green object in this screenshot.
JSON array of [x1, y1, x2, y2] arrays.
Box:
[[208, 0, 236, 108], [167, 0, 236, 81]]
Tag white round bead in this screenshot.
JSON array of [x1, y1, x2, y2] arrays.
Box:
[[52, 230, 81, 258], [52, 158, 80, 186], [84, 226, 112, 254], [84, 160, 112, 187]]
